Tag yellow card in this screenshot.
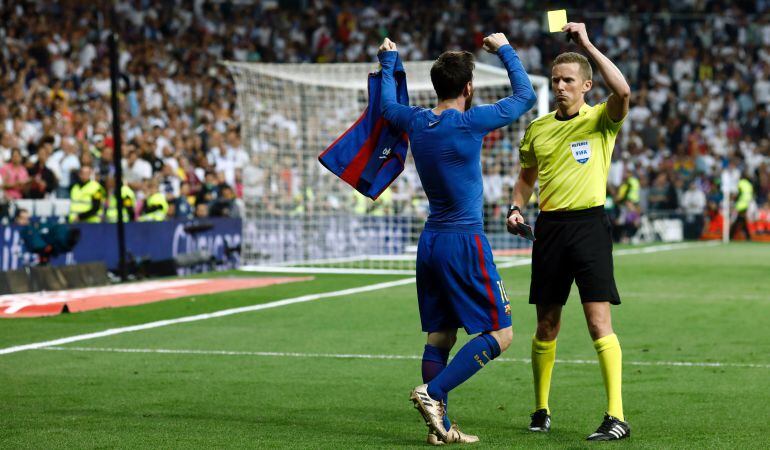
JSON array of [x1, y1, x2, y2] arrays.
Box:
[[548, 9, 568, 33]]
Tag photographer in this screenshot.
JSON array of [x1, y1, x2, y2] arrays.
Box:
[[15, 208, 81, 265]]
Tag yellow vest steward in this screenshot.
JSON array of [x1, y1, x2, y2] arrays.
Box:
[[736, 178, 754, 212], [140, 192, 169, 221], [105, 185, 136, 223], [69, 180, 104, 223], [617, 176, 640, 204], [519, 102, 626, 211]]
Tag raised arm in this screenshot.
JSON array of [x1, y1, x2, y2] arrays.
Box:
[[563, 22, 630, 122], [464, 33, 537, 135], [378, 38, 418, 132]]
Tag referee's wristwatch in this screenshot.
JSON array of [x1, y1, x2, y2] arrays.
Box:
[[507, 205, 522, 218]]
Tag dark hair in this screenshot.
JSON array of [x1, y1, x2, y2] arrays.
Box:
[[430, 51, 475, 100], [14, 208, 29, 220]]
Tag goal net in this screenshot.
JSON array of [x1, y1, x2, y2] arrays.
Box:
[[226, 60, 550, 274]]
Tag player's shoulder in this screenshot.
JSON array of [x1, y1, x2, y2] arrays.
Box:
[[397, 106, 430, 131], [408, 106, 435, 121], [411, 107, 458, 130]]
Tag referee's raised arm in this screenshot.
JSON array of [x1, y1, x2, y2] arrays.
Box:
[[562, 22, 630, 122]]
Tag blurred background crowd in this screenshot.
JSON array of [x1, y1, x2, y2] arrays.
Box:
[[1, 0, 769, 240]]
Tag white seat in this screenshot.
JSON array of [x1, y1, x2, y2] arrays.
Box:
[[34, 199, 54, 217], [14, 199, 35, 217], [53, 199, 72, 218]]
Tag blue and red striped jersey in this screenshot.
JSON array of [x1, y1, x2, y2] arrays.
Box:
[[318, 55, 413, 200]]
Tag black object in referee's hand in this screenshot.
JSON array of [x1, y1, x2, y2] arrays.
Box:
[[515, 222, 535, 241], [507, 205, 536, 241]]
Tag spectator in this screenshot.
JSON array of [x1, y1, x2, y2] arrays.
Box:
[[681, 180, 707, 239], [194, 202, 209, 219], [68, 166, 104, 223], [210, 185, 241, 218], [16, 207, 81, 264], [96, 146, 115, 183], [648, 173, 678, 211], [196, 171, 220, 207], [174, 181, 194, 219], [49, 137, 81, 196], [139, 177, 169, 222], [104, 176, 136, 223], [159, 164, 181, 199], [1, 148, 30, 200], [26, 146, 59, 199], [0, 168, 6, 220], [123, 150, 153, 189]]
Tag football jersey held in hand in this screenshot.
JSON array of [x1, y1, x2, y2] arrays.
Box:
[[318, 55, 410, 200]]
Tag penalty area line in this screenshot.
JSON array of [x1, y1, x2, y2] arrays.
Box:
[[39, 346, 770, 369]]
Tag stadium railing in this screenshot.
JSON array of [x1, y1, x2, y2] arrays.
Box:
[[5, 199, 71, 224]]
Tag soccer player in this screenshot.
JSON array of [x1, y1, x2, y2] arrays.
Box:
[[378, 34, 536, 444], [506, 22, 631, 441]]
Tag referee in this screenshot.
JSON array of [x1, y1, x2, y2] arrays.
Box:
[[506, 22, 631, 441]]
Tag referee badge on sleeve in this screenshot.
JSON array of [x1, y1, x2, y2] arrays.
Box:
[[569, 140, 591, 164]]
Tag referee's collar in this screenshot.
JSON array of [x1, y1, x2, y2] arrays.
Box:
[[555, 103, 589, 121]]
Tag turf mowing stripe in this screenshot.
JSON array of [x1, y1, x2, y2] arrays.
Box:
[[496, 242, 718, 269], [612, 241, 720, 255], [0, 278, 416, 356], [0, 242, 722, 357], [40, 346, 770, 369], [244, 242, 720, 273]]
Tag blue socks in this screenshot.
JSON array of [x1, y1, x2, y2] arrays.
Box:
[[422, 344, 451, 431], [426, 334, 501, 402]]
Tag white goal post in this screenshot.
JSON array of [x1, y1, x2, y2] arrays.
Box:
[[225, 59, 549, 274]]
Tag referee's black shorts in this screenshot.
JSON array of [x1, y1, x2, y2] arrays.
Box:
[[529, 206, 621, 305]]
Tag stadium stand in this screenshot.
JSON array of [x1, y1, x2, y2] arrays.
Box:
[[0, 0, 768, 241]]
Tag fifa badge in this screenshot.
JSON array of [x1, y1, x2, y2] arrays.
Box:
[[570, 140, 591, 164]]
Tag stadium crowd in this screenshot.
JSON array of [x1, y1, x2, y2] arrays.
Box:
[[0, 0, 768, 239]]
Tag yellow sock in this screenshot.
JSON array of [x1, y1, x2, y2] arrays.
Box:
[[593, 333, 624, 421], [531, 336, 557, 414]]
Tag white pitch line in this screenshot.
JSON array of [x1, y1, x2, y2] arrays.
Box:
[[0, 242, 719, 357], [40, 346, 770, 369], [241, 266, 416, 275], [496, 258, 532, 269], [0, 277, 415, 356], [612, 241, 720, 255]]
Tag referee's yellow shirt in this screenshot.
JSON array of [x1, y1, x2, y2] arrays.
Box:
[[519, 102, 625, 211]]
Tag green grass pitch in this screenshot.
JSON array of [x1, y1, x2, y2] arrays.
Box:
[[1, 243, 769, 448]]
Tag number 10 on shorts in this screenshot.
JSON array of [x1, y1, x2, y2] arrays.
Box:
[[497, 280, 512, 316]]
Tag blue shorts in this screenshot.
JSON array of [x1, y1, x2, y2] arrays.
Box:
[[416, 230, 512, 334]]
